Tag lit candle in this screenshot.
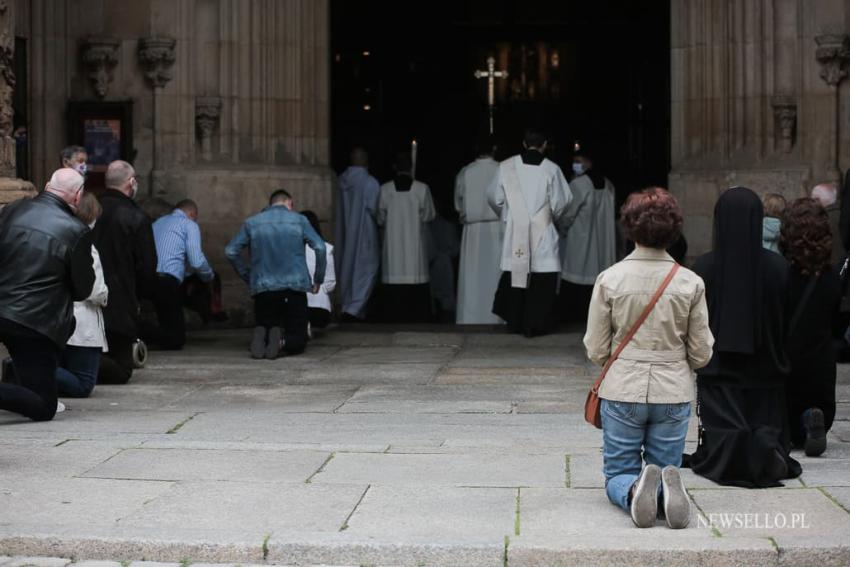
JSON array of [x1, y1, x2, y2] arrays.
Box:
[[411, 139, 418, 179]]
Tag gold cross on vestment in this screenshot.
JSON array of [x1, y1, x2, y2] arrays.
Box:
[[474, 56, 508, 134]]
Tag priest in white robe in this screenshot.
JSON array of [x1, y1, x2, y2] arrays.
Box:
[[376, 152, 436, 322], [558, 143, 617, 324], [487, 129, 572, 337], [335, 148, 381, 321], [454, 138, 503, 325]]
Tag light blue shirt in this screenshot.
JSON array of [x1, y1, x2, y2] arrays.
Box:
[[152, 209, 214, 283]]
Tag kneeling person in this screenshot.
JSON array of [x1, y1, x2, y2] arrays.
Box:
[[225, 190, 326, 359], [144, 199, 215, 350]]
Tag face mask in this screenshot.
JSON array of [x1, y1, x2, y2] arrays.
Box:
[[73, 163, 87, 176], [572, 163, 585, 176]]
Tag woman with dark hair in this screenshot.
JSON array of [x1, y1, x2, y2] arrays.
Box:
[[781, 198, 840, 456], [301, 210, 336, 336], [688, 187, 802, 487], [585, 187, 714, 528]]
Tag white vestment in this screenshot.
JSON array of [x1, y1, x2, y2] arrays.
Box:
[[306, 242, 337, 312], [454, 157, 503, 324], [486, 155, 572, 287], [377, 180, 436, 284], [558, 174, 617, 285]]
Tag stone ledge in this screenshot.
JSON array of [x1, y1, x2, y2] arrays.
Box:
[[2, 535, 850, 567]]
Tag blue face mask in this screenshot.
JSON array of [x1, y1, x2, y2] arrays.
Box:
[[73, 163, 87, 177], [572, 163, 585, 176]]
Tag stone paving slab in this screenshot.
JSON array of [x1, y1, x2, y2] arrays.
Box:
[[311, 452, 568, 488], [343, 486, 516, 539], [0, 478, 174, 527], [80, 448, 331, 483], [119, 481, 368, 533], [335, 384, 583, 414], [689, 487, 850, 545]]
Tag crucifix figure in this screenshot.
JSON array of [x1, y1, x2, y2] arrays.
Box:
[[474, 56, 508, 134]]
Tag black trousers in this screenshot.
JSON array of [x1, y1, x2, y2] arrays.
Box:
[[255, 290, 309, 355], [98, 331, 134, 384], [493, 272, 559, 338], [309, 308, 332, 329], [141, 273, 185, 350], [0, 317, 60, 421], [559, 279, 594, 325]]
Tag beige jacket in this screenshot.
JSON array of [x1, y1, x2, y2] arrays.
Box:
[[583, 247, 715, 404]]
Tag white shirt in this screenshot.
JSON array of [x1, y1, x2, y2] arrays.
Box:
[[306, 243, 336, 312], [68, 245, 109, 351]]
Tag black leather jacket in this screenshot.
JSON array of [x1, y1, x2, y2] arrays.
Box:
[[92, 190, 157, 338], [0, 192, 95, 345]]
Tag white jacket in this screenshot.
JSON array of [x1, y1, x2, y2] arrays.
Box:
[[307, 243, 336, 312], [67, 246, 109, 351]]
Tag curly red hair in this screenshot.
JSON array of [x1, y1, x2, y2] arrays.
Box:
[[620, 187, 683, 249], [781, 198, 833, 275]]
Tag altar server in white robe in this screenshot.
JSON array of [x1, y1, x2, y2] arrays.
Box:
[[454, 136, 503, 324], [376, 152, 436, 322], [558, 143, 617, 324], [335, 148, 381, 321], [487, 128, 572, 337]]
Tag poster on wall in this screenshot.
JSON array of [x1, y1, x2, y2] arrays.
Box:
[[67, 101, 133, 193]]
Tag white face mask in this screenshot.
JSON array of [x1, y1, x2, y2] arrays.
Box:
[[572, 163, 585, 176]]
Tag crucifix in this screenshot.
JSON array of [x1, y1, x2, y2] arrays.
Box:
[[474, 56, 508, 134]]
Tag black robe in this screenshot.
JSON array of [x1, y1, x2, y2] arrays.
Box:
[[786, 267, 840, 446], [687, 187, 801, 488]]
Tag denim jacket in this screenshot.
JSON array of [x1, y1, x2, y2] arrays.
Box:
[[225, 205, 326, 295]]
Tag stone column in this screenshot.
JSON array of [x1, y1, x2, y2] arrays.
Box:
[[814, 34, 850, 185], [0, 0, 34, 205], [138, 36, 176, 195]]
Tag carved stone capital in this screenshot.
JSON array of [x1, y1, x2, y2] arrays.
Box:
[[195, 96, 221, 162], [815, 34, 850, 87], [771, 96, 797, 153], [81, 37, 119, 98], [138, 36, 176, 89]]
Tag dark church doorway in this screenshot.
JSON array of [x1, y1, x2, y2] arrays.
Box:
[[330, 0, 671, 215]]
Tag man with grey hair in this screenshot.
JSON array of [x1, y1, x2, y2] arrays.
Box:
[[60, 145, 88, 177], [0, 168, 95, 420], [92, 160, 157, 384], [811, 181, 845, 266]]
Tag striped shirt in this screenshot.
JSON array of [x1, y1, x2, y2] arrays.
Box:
[[152, 209, 214, 283]]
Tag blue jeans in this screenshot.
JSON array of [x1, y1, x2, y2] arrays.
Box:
[[56, 345, 101, 398], [601, 398, 691, 513]]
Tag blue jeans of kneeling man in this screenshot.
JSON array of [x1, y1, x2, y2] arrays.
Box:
[[601, 398, 691, 513], [56, 345, 101, 398]]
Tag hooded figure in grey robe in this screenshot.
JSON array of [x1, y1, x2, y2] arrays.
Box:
[[334, 149, 381, 320]]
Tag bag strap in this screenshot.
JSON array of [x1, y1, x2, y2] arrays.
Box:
[[591, 263, 680, 394]]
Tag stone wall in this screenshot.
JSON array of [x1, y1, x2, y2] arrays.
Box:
[[670, 0, 850, 256], [15, 0, 333, 317]]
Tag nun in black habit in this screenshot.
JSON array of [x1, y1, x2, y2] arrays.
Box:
[[686, 187, 802, 488]]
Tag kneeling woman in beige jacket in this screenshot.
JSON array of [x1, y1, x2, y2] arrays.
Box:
[[584, 187, 714, 529]]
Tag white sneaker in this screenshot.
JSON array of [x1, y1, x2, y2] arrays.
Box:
[[55, 401, 66, 414]]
